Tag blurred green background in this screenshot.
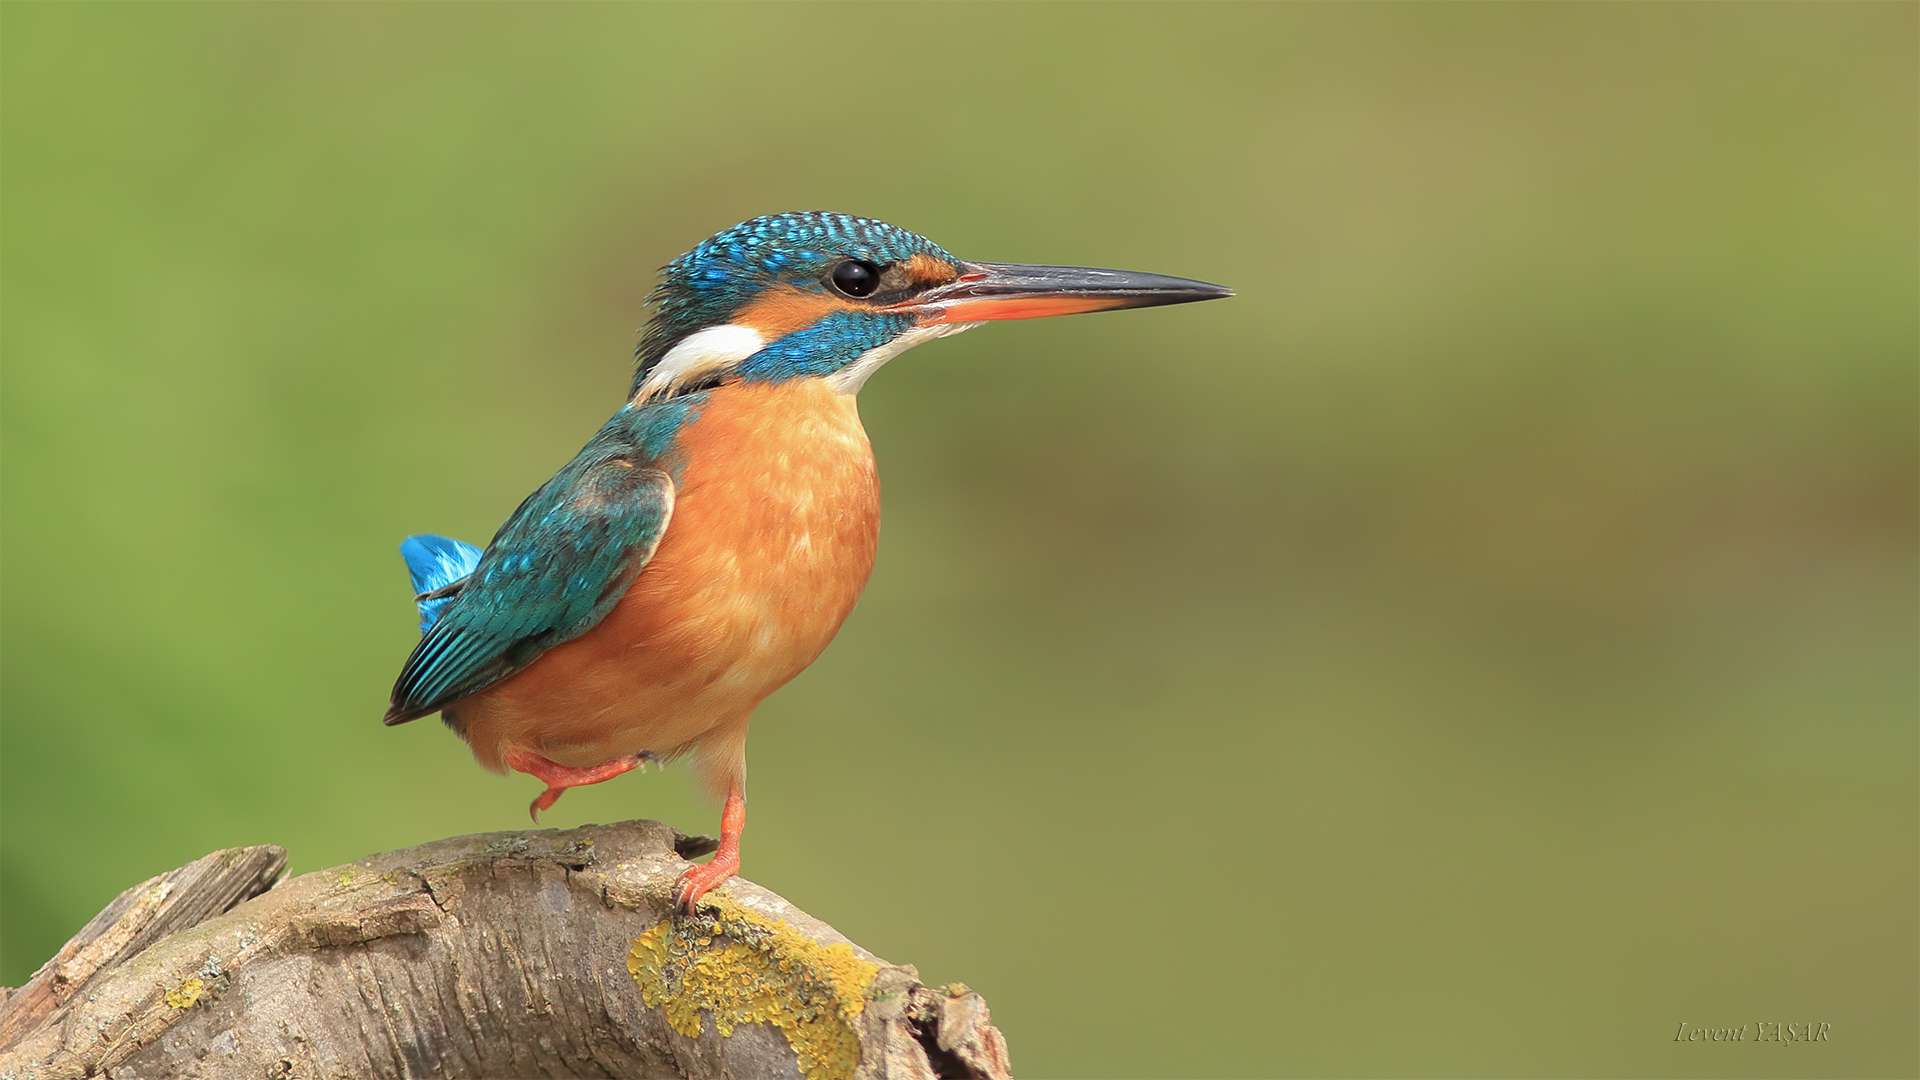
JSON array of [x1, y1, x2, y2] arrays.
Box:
[[3, 4, 1914, 1077]]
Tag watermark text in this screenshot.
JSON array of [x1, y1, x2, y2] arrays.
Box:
[[1674, 1022, 1831, 1044]]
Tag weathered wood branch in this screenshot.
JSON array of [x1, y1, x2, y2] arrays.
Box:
[[0, 821, 1010, 1080]]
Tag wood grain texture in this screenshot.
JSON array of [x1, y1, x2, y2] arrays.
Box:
[[0, 822, 1009, 1080], [0, 845, 287, 1052]]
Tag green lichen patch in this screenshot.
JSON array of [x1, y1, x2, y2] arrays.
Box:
[[628, 894, 879, 1080]]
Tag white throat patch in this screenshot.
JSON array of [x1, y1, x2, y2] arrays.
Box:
[[827, 321, 985, 395], [635, 323, 766, 402]]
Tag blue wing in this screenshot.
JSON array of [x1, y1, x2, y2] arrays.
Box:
[[399, 534, 484, 632], [384, 451, 676, 725]]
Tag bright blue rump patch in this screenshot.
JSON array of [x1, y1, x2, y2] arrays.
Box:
[[400, 534, 483, 632]]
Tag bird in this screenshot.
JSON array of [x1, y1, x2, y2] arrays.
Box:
[[385, 212, 1230, 912]]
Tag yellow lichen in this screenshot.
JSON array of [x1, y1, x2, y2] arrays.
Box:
[[164, 977, 204, 1009], [627, 894, 879, 1080]]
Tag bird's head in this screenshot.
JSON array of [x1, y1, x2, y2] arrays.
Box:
[[631, 211, 1230, 402]]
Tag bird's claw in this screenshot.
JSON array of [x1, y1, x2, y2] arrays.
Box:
[[513, 749, 658, 823], [673, 852, 740, 916]]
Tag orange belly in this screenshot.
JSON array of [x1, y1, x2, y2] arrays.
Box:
[[446, 378, 880, 798]]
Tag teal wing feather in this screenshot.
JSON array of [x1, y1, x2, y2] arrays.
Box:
[[384, 451, 675, 725]]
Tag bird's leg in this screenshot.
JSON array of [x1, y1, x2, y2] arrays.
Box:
[[675, 779, 745, 914], [504, 747, 656, 822]]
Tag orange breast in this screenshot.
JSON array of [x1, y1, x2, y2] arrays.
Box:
[[449, 378, 880, 797]]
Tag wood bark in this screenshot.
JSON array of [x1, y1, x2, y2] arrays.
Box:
[[0, 821, 1010, 1080]]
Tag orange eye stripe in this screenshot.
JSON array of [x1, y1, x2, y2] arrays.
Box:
[[731, 286, 857, 338], [902, 253, 961, 288]]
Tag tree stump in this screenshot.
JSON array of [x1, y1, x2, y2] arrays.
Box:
[[0, 821, 1011, 1080]]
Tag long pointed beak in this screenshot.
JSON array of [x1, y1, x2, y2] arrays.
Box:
[[895, 261, 1233, 324]]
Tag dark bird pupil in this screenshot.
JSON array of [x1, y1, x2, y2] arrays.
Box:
[[832, 260, 879, 297]]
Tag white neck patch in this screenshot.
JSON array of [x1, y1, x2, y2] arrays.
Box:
[[634, 323, 766, 402], [828, 321, 985, 395]]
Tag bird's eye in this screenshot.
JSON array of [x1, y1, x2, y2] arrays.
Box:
[[829, 260, 881, 298]]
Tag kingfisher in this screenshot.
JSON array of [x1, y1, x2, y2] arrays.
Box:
[[385, 212, 1229, 912]]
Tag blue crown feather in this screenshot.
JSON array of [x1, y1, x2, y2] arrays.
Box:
[[400, 533, 484, 632]]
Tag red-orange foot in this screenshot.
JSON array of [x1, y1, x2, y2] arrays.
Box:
[[675, 780, 745, 915], [674, 849, 740, 914], [504, 748, 656, 822]]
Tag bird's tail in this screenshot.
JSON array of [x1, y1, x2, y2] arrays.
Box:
[[399, 534, 483, 633]]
